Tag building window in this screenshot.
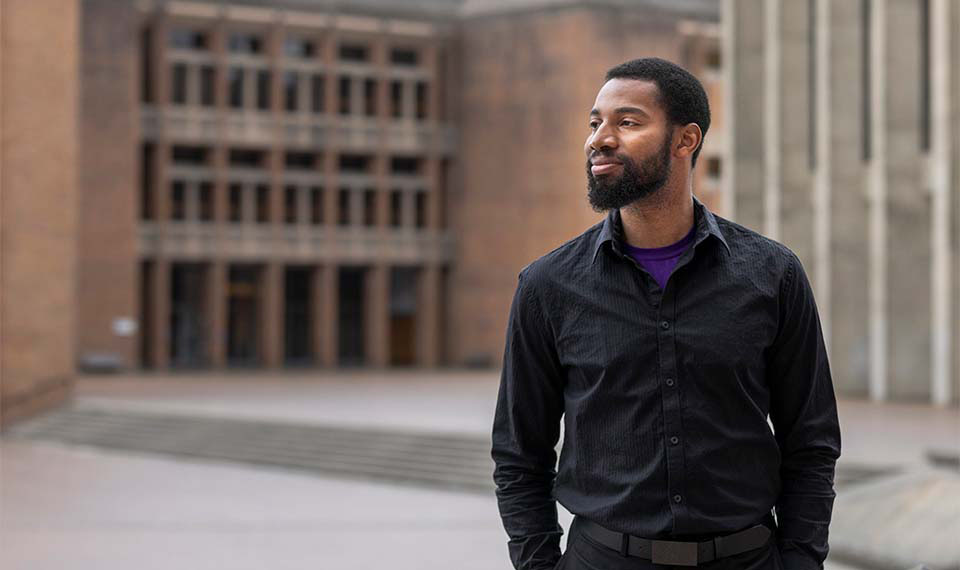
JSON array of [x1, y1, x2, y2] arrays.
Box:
[[363, 79, 377, 117], [171, 181, 186, 220], [705, 157, 722, 180], [171, 63, 188, 105], [229, 149, 265, 168], [229, 184, 243, 222], [198, 182, 214, 221], [172, 145, 209, 165], [229, 67, 244, 108], [311, 74, 325, 113], [285, 37, 315, 58], [414, 191, 427, 228], [284, 186, 298, 224], [705, 46, 721, 72], [390, 81, 403, 118], [285, 151, 316, 170], [339, 44, 369, 62], [256, 185, 270, 223], [338, 188, 351, 226], [339, 154, 370, 173], [338, 76, 351, 115], [391, 156, 420, 175], [229, 33, 263, 54], [310, 187, 324, 225], [140, 27, 153, 104], [256, 70, 271, 110], [141, 144, 155, 220], [390, 48, 419, 66], [363, 189, 377, 226], [200, 66, 215, 107], [415, 81, 428, 120], [169, 29, 208, 50], [284, 71, 299, 112], [390, 190, 402, 227]]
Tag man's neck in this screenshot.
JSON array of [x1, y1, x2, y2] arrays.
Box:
[[618, 188, 695, 249]]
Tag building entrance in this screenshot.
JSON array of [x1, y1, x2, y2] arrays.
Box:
[[284, 267, 312, 365], [390, 267, 418, 366], [227, 266, 259, 366], [338, 267, 365, 366], [170, 263, 207, 367]]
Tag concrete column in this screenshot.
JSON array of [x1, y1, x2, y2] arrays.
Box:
[[828, 0, 871, 395], [184, 180, 200, 221], [186, 63, 199, 107], [207, 261, 226, 367], [721, 0, 737, 219], [424, 44, 439, 122], [417, 265, 440, 367], [323, 151, 339, 229], [212, 147, 228, 223], [763, 0, 781, 241], [424, 157, 441, 230], [884, 0, 930, 401], [951, 0, 960, 405], [260, 262, 283, 368], [152, 15, 169, 106], [729, 0, 765, 230], [242, 183, 256, 224], [365, 264, 390, 367], [813, 0, 832, 352], [149, 259, 170, 369], [374, 155, 389, 229], [313, 264, 338, 366], [351, 76, 364, 118], [402, 81, 416, 121], [868, 0, 889, 401], [929, 0, 953, 405]]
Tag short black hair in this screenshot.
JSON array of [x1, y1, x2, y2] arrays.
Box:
[[604, 57, 711, 168]]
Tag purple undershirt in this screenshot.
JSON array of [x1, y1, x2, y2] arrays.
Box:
[[622, 224, 696, 290]]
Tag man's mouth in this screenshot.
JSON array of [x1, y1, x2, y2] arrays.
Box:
[[590, 161, 622, 176]]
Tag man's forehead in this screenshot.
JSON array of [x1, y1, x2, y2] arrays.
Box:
[[591, 78, 661, 114]]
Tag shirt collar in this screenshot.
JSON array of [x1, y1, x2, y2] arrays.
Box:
[[591, 194, 730, 264]]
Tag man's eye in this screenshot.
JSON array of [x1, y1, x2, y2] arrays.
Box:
[[589, 121, 600, 130], [621, 120, 638, 126]]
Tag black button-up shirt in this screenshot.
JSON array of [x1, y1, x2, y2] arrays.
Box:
[[491, 196, 841, 570]]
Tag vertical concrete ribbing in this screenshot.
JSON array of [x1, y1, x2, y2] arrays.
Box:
[[929, 0, 953, 405], [365, 263, 389, 367], [763, 0, 781, 241], [868, 0, 888, 401], [813, 0, 832, 352], [721, 0, 737, 220], [417, 264, 440, 367], [207, 261, 226, 367], [731, 0, 765, 230]]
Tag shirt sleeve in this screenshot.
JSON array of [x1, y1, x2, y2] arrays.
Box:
[[767, 253, 842, 570], [491, 269, 566, 570]]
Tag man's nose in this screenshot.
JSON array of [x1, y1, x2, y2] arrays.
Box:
[[588, 123, 617, 152]]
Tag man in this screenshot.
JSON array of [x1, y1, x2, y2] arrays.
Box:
[[491, 58, 841, 570]]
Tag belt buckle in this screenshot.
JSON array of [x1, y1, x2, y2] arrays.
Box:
[[651, 539, 698, 566]]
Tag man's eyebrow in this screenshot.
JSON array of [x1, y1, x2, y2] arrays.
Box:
[[589, 106, 650, 117]]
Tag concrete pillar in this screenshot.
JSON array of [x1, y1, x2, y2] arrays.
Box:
[[762, 0, 781, 241], [314, 264, 338, 366], [828, 0, 871, 395], [417, 265, 441, 367], [207, 261, 226, 367], [424, 157, 441, 230], [149, 259, 170, 369], [951, 0, 960, 405], [721, 0, 737, 219], [260, 262, 283, 368], [365, 264, 390, 367], [402, 81, 416, 121], [884, 0, 930, 401], [729, 0, 765, 230], [868, 0, 889, 401]]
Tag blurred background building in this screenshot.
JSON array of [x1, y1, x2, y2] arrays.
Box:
[[2, 0, 957, 428]]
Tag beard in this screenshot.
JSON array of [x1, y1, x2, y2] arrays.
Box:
[[586, 132, 673, 213]]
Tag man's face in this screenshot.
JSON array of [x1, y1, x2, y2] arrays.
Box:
[[584, 78, 674, 212]]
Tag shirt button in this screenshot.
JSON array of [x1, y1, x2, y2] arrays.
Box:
[[670, 436, 679, 445], [665, 378, 675, 387], [673, 494, 683, 504], [660, 320, 670, 330]]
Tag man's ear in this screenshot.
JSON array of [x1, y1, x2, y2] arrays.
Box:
[[675, 123, 702, 160]]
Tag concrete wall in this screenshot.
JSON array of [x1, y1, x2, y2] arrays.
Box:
[[0, 0, 79, 427]]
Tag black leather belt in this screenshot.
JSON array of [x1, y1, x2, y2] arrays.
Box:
[[575, 517, 773, 567]]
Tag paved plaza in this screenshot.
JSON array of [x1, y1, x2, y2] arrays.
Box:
[[2, 370, 957, 569]]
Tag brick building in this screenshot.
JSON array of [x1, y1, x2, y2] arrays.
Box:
[[76, 0, 723, 374]]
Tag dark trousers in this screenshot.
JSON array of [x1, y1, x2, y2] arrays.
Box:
[[555, 516, 784, 570]]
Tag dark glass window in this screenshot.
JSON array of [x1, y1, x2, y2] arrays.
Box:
[[284, 186, 298, 224], [415, 81, 428, 120], [285, 37, 315, 58], [311, 74, 325, 113], [285, 151, 316, 170], [229, 184, 243, 222], [229, 149, 265, 168], [256, 70, 271, 110], [390, 48, 419, 66], [338, 188, 351, 226], [363, 189, 377, 226], [310, 187, 324, 225], [200, 66, 215, 107], [140, 144, 155, 220], [363, 79, 377, 116], [415, 191, 427, 228], [390, 81, 403, 118], [706, 157, 722, 179], [172, 146, 208, 165], [256, 185, 270, 223], [140, 27, 153, 104], [171, 181, 186, 220], [169, 29, 208, 50], [390, 190, 403, 227], [338, 76, 351, 115], [284, 71, 299, 112], [198, 182, 214, 221], [338, 154, 370, 172], [171, 63, 188, 104], [391, 157, 420, 175], [338, 44, 369, 62], [229, 33, 263, 54], [229, 67, 244, 108]]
